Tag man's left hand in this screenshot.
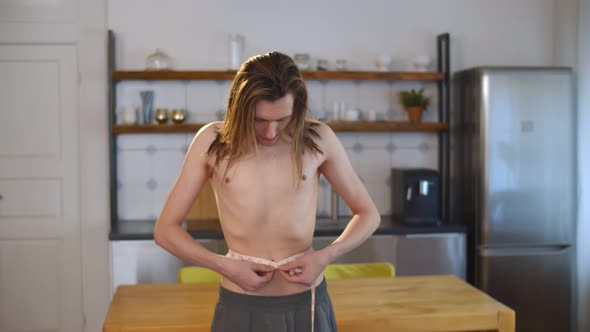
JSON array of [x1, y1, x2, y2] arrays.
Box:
[[277, 250, 329, 287]]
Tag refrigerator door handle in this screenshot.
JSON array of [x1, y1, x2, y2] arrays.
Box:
[[479, 245, 570, 257]]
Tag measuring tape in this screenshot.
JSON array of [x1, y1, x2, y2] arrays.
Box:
[[227, 249, 316, 332]]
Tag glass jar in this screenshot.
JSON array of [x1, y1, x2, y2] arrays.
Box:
[[294, 53, 310, 70], [335, 59, 348, 71], [317, 59, 329, 71], [228, 34, 245, 70], [146, 49, 172, 71]]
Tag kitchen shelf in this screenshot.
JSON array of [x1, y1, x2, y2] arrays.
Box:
[[112, 121, 449, 135], [327, 121, 448, 132], [112, 70, 445, 81]]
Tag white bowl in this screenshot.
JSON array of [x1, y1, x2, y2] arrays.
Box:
[[374, 55, 393, 71], [412, 55, 432, 72], [342, 109, 360, 122]]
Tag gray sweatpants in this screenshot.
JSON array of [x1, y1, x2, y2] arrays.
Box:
[[210, 279, 338, 332]]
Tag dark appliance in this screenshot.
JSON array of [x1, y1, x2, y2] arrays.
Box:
[[391, 168, 441, 226]]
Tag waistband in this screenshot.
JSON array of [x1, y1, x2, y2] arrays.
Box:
[[217, 278, 328, 310]]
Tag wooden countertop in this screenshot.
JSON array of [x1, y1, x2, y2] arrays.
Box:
[[103, 275, 514, 332]]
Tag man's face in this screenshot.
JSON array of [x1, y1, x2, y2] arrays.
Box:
[[254, 93, 294, 146]]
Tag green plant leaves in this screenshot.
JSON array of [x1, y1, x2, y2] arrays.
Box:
[[398, 88, 430, 109]]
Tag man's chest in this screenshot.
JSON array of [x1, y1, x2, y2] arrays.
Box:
[[211, 151, 322, 198]]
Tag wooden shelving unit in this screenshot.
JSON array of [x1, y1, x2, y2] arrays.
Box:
[[112, 70, 445, 82], [112, 121, 449, 135], [327, 121, 448, 132], [110, 69, 447, 134], [107, 30, 452, 231]]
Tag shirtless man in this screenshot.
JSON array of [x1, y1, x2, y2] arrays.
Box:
[[154, 51, 380, 332]]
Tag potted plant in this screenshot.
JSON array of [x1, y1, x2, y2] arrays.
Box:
[[398, 88, 430, 123]]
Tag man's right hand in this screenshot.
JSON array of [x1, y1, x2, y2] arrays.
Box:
[[220, 256, 275, 292]]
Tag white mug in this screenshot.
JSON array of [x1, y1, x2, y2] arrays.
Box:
[[363, 110, 377, 122], [120, 106, 138, 124], [342, 109, 360, 122]]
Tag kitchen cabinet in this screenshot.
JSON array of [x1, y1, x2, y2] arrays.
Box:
[[313, 234, 397, 264], [394, 233, 466, 279], [109, 239, 227, 296], [110, 232, 466, 294], [314, 233, 465, 278]]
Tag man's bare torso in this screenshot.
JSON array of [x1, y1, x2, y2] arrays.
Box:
[[205, 122, 326, 296]]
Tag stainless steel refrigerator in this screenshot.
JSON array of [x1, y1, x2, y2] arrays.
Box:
[[451, 67, 576, 332]]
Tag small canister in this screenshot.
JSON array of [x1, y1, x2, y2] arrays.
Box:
[[119, 106, 138, 125], [294, 53, 310, 70], [317, 59, 329, 71], [154, 108, 168, 124], [171, 109, 187, 124], [363, 109, 377, 122], [228, 34, 244, 70], [342, 109, 360, 122]]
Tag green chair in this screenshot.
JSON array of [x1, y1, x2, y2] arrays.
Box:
[[322, 262, 395, 280], [178, 266, 222, 284]]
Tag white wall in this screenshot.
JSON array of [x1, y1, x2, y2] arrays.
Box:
[[577, 1, 590, 331], [554, 0, 579, 67], [79, 0, 110, 331], [108, 0, 557, 71]]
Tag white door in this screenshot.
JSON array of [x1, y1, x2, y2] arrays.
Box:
[[0, 45, 82, 332]]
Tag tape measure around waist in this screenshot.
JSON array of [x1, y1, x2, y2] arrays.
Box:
[[227, 249, 316, 332]]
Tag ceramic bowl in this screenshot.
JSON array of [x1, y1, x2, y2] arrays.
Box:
[[374, 55, 393, 71], [412, 55, 432, 72]]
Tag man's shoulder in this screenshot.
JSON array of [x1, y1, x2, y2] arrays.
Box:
[[198, 121, 223, 135], [189, 121, 223, 151], [306, 120, 337, 147], [194, 121, 222, 140], [306, 119, 333, 136]]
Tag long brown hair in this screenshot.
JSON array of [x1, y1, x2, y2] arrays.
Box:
[[207, 51, 323, 184]]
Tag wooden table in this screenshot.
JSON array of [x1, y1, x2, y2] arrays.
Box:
[[103, 275, 514, 332]]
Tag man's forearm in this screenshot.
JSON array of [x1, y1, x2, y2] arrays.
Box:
[[154, 224, 225, 273], [320, 211, 380, 264]]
